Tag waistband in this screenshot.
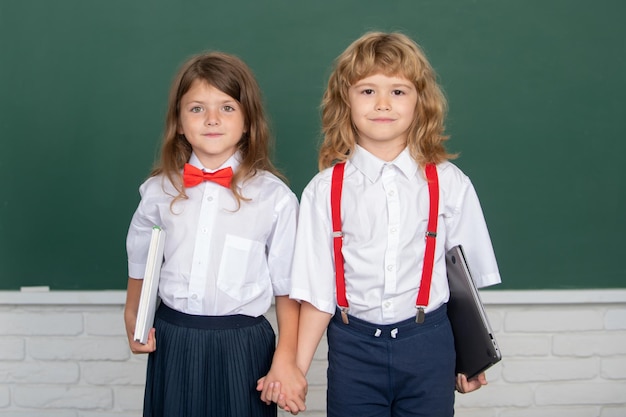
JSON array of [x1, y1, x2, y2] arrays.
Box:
[[156, 302, 264, 330], [331, 304, 448, 340]]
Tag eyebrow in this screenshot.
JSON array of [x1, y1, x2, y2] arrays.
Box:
[[352, 81, 414, 89], [183, 99, 239, 106]]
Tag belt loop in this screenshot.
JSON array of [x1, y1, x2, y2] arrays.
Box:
[[390, 328, 398, 339]]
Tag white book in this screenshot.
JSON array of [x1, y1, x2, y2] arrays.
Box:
[[134, 226, 166, 344]]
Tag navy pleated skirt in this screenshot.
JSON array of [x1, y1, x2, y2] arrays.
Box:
[[143, 303, 277, 417]]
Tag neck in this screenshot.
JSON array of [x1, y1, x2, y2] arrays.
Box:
[[357, 141, 405, 162]]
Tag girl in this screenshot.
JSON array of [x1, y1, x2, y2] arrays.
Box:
[[289, 32, 502, 416], [123, 52, 306, 417]]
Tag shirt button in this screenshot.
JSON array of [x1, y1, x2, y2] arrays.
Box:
[[202, 227, 208, 234], [388, 190, 395, 197], [191, 294, 198, 300], [207, 196, 214, 202], [390, 227, 397, 233], [383, 301, 391, 308], [387, 265, 394, 271]]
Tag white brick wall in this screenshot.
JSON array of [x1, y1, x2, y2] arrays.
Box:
[[0, 290, 625, 417]]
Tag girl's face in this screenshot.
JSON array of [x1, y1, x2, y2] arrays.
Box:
[[178, 80, 246, 170], [348, 73, 417, 160]]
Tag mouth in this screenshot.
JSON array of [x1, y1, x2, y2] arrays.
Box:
[[370, 118, 395, 123]]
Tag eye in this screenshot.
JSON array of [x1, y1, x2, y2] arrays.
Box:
[[222, 105, 236, 112], [362, 89, 375, 95], [392, 89, 405, 96], [190, 106, 203, 113]]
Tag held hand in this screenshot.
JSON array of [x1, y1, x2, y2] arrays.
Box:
[[256, 379, 286, 409], [257, 363, 307, 415], [455, 372, 488, 394], [128, 327, 157, 354]]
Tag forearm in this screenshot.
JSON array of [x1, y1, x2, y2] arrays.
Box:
[[273, 295, 301, 362], [124, 277, 143, 339], [124, 277, 157, 353], [296, 301, 332, 375]]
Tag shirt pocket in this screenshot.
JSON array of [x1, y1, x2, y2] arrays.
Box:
[[216, 234, 265, 302]]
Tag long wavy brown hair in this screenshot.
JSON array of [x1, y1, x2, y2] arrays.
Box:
[[152, 52, 281, 207], [319, 32, 455, 170]]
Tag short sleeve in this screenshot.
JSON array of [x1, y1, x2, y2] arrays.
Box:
[[289, 172, 338, 314], [443, 167, 501, 288]]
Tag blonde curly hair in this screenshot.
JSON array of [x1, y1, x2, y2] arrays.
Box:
[[319, 32, 455, 170]]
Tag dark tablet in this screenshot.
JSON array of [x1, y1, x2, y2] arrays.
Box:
[[446, 245, 502, 380]]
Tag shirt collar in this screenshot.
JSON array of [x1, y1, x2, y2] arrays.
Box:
[[351, 145, 418, 182]]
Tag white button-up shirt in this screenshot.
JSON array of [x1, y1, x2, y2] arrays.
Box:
[[290, 146, 500, 325], [127, 152, 299, 317]]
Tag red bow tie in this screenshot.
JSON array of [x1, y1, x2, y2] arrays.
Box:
[[183, 163, 233, 188]]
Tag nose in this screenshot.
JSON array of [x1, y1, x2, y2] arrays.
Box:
[[205, 109, 219, 126], [376, 97, 390, 111]]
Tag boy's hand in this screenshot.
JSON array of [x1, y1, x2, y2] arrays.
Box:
[[456, 372, 488, 393], [257, 362, 307, 415]]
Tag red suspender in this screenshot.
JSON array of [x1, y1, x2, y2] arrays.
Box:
[[330, 162, 439, 325], [331, 162, 349, 323], [415, 163, 439, 322]]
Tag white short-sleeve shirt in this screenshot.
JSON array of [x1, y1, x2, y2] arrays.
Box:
[[127, 152, 299, 317], [290, 145, 501, 325]]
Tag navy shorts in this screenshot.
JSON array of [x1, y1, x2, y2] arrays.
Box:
[[327, 305, 456, 417]]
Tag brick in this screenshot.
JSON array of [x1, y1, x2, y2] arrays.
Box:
[[484, 365, 502, 383], [601, 406, 626, 417], [504, 309, 603, 332], [313, 335, 328, 361], [605, 309, 626, 330], [500, 406, 601, 417], [600, 357, 626, 380], [84, 312, 126, 337], [497, 334, 551, 356], [485, 310, 503, 332], [455, 408, 497, 417], [112, 386, 145, 411], [455, 384, 533, 408], [305, 360, 327, 386], [28, 337, 130, 361], [0, 385, 9, 407], [14, 386, 112, 409], [502, 358, 598, 382], [80, 413, 137, 417], [0, 338, 25, 360], [535, 382, 626, 405], [303, 386, 326, 412], [0, 313, 83, 336], [280, 412, 325, 417], [0, 362, 79, 383], [553, 332, 626, 356], [82, 362, 146, 385], [0, 411, 77, 417]]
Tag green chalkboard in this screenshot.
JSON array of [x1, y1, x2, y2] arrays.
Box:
[[1, 0, 624, 290]]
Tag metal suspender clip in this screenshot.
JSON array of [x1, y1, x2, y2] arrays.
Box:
[[340, 307, 350, 324], [425, 231, 437, 239], [333, 231, 344, 238], [415, 306, 425, 324]]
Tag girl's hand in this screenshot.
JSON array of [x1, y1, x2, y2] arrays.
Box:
[[257, 361, 307, 415], [455, 372, 488, 394], [128, 327, 156, 354]]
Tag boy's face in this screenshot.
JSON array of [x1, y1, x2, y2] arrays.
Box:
[[348, 73, 417, 160], [178, 80, 245, 170]]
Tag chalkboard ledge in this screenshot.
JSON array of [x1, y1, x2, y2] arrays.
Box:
[[0, 289, 625, 306]]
